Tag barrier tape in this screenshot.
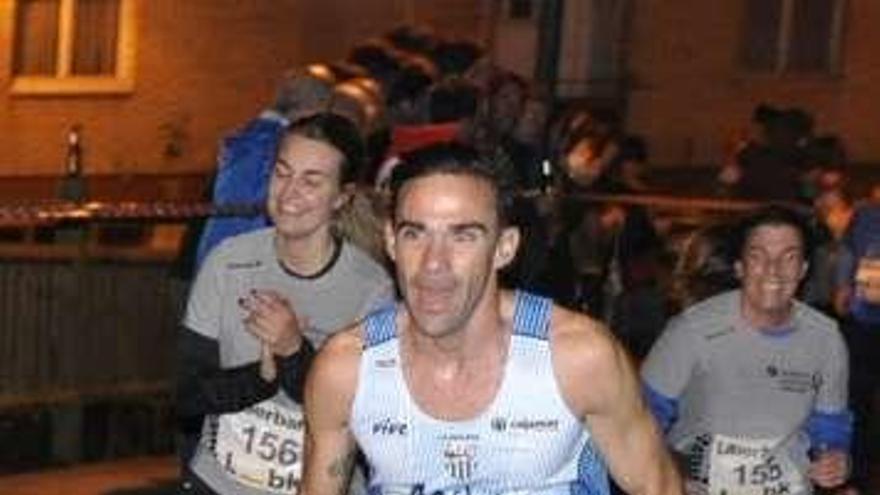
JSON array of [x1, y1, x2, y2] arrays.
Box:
[[0, 192, 809, 227], [0, 201, 263, 227]]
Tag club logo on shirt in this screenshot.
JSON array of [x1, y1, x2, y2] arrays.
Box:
[[443, 441, 477, 481], [372, 418, 409, 436]]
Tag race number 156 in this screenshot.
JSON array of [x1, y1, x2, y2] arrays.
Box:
[[242, 425, 299, 466]]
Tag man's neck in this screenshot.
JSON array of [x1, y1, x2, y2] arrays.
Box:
[[404, 289, 511, 368], [741, 301, 794, 331], [274, 229, 336, 277], [398, 290, 516, 421]]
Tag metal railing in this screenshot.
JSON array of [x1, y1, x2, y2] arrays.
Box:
[[0, 191, 800, 407]]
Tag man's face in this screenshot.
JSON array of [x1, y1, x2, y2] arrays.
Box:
[[491, 83, 525, 134], [386, 173, 519, 339], [513, 99, 548, 145], [565, 138, 603, 187], [267, 134, 345, 240], [736, 224, 807, 325]]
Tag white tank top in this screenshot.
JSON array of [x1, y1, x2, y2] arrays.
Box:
[[350, 291, 610, 495]]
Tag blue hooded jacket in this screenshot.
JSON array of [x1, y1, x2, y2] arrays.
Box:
[[194, 113, 286, 268]]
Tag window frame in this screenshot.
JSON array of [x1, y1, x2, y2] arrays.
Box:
[[741, 0, 847, 77], [10, 0, 137, 95]]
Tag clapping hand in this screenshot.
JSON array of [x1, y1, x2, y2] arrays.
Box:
[[240, 290, 304, 381]]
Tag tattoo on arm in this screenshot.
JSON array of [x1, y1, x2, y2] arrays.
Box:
[[326, 450, 356, 492]]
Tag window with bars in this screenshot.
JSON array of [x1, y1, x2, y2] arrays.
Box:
[[740, 0, 846, 75], [11, 0, 136, 94]]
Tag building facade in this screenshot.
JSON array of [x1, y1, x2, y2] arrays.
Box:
[[0, 0, 490, 177]]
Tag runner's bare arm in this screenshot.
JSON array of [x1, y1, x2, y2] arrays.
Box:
[[554, 312, 683, 495], [301, 328, 362, 495]]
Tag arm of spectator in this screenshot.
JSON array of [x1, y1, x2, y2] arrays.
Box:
[[833, 245, 856, 316], [176, 327, 278, 417]]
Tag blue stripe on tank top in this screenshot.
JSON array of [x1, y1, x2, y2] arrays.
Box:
[[364, 306, 397, 348], [570, 437, 610, 495], [513, 290, 552, 340]]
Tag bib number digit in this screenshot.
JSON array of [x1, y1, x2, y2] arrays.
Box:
[[708, 435, 803, 495], [258, 431, 280, 462], [213, 401, 304, 493], [278, 438, 299, 466]]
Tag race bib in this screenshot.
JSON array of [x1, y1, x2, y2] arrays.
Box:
[[214, 399, 305, 494], [855, 257, 880, 304], [707, 435, 804, 495]]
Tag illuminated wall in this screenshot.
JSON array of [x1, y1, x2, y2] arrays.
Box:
[[0, 0, 489, 176], [626, 0, 880, 166]]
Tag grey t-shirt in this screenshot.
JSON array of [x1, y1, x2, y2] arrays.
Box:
[[184, 227, 393, 495], [642, 290, 848, 495]]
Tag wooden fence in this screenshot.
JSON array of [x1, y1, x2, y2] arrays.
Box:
[[0, 258, 186, 407]]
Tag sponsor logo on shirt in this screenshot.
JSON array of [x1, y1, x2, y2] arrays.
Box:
[[765, 364, 819, 394], [372, 418, 409, 435], [375, 357, 397, 368], [246, 403, 304, 430], [405, 484, 472, 495], [705, 327, 736, 341], [226, 260, 262, 270], [489, 416, 560, 433], [714, 438, 771, 458], [439, 432, 479, 441]]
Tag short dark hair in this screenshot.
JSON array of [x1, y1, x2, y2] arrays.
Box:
[[431, 39, 482, 77], [753, 103, 780, 126], [390, 142, 514, 226], [428, 79, 479, 123], [283, 112, 365, 184], [347, 40, 401, 79], [733, 205, 814, 261], [384, 24, 437, 56], [386, 62, 434, 109]]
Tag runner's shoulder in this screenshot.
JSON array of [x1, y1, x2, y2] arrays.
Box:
[[309, 324, 364, 389], [550, 305, 622, 377]]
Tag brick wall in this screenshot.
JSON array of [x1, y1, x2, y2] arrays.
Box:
[[626, 0, 880, 167], [0, 0, 489, 178]]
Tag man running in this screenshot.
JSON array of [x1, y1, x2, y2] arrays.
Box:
[[303, 143, 681, 494]]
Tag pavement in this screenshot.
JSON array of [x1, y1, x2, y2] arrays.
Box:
[[0, 456, 177, 495]]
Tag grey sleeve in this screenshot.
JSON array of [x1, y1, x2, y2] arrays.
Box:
[[183, 242, 227, 339], [641, 315, 698, 399], [816, 325, 849, 412], [358, 272, 396, 317]]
